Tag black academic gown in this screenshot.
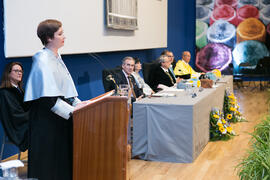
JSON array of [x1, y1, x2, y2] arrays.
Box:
[[28, 97, 73, 180], [149, 66, 176, 92], [0, 87, 29, 151]]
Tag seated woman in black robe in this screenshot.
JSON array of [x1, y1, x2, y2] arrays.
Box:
[[0, 62, 29, 152]]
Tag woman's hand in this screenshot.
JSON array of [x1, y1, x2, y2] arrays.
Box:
[[74, 101, 89, 111]]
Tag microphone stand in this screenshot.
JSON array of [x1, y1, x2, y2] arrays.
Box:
[[106, 75, 120, 95]]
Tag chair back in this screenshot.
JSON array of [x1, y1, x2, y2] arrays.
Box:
[[256, 56, 270, 75], [102, 66, 121, 92], [142, 62, 159, 85]]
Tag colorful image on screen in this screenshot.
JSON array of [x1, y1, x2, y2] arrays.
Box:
[[196, 0, 270, 76]]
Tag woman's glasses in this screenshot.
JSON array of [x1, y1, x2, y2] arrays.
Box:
[[12, 69, 23, 74]]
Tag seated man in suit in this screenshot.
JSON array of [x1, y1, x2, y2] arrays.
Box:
[[174, 51, 203, 79], [150, 55, 182, 92], [114, 56, 144, 102], [161, 50, 177, 78]]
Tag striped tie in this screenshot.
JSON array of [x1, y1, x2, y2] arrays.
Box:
[[128, 76, 137, 98], [165, 71, 174, 85]]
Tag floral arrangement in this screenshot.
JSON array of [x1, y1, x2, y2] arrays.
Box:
[[210, 107, 235, 141], [223, 89, 246, 123]]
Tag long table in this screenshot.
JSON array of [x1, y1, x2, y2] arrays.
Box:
[[132, 76, 233, 163]]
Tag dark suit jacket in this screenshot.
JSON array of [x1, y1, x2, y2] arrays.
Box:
[[149, 66, 176, 92], [114, 70, 144, 99]]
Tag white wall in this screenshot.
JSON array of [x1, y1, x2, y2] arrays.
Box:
[[4, 0, 167, 58]]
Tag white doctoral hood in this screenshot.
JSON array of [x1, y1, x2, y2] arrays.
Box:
[[24, 48, 78, 102]]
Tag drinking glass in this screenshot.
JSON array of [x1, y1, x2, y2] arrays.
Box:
[[2, 167, 18, 178], [119, 84, 129, 96], [185, 84, 193, 96]]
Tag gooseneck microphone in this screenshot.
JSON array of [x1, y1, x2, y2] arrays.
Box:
[[105, 75, 119, 90]]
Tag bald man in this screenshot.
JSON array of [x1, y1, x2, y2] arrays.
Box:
[[174, 51, 201, 78]]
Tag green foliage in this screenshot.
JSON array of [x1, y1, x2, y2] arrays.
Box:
[[237, 116, 270, 179]]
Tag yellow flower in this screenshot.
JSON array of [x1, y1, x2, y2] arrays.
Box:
[[236, 111, 241, 116], [219, 126, 225, 133], [217, 122, 223, 127], [226, 126, 233, 133], [222, 119, 226, 124], [213, 114, 219, 119], [230, 107, 236, 112], [231, 101, 235, 105], [227, 114, 232, 119], [228, 94, 235, 100]]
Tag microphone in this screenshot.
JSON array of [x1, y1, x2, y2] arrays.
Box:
[[105, 74, 119, 93]]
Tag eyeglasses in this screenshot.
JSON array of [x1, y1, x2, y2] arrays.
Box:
[[11, 69, 23, 73], [167, 56, 174, 58]]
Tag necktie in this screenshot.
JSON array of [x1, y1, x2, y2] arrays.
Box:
[[165, 71, 174, 85], [128, 76, 137, 98], [169, 67, 176, 79]]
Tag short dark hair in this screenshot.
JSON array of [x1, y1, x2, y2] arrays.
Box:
[[161, 50, 170, 56], [134, 57, 140, 64], [37, 19, 62, 45], [0, 62, 24, 91]]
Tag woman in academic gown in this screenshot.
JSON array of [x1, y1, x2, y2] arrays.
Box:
[[0, 62, 29, 152], [24, 19, 84, 180]]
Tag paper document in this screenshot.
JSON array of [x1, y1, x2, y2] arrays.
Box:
[[0, 160, 24, 170]]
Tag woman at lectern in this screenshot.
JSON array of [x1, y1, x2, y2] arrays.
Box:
[[24, 19, 84, 180]]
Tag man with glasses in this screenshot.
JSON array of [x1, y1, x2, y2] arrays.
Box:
[[161, 50, 176, 78]]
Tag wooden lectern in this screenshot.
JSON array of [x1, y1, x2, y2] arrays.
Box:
[[73, 92, 129, 180]]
